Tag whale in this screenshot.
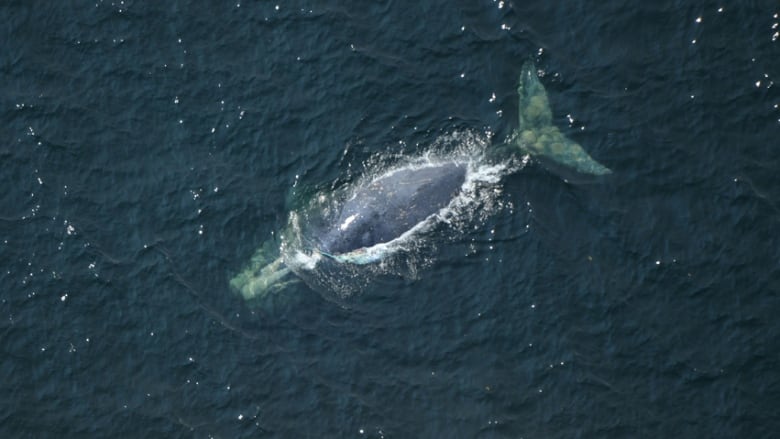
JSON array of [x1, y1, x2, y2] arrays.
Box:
[[319, 161, 467, 257], [230, 61, 611, 302]]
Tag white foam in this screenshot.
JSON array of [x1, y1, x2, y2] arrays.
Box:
[[292, 250, 320, 270]]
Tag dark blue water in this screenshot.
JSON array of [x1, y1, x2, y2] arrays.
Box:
[[2, 0, 779, 437]]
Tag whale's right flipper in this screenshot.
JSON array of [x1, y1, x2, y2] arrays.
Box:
[[513, 62, 611, 176]]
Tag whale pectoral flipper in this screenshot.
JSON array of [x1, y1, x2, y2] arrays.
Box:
[[230, 238, 294, 300], [514, 61, 611, 176]]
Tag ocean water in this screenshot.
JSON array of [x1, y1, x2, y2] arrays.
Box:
[[2, 0, 779, 437]]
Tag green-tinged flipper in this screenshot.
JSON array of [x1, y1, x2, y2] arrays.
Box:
[[514, 62, 611, 176], [230, 238, 295, 301]]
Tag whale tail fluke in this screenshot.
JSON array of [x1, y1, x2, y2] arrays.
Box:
[[230, 239, 294, 301], [513, 62, 611, 176]]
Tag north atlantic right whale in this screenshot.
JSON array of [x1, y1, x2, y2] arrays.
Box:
[[231, 61, 611, 302]]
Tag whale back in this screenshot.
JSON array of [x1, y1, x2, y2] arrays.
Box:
[[320, 162, 466, 254]]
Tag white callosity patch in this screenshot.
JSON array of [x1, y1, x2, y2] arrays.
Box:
[[339, 213, 359, 231]]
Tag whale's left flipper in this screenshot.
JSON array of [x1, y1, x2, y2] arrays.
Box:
[[513, 62, 611, 176]]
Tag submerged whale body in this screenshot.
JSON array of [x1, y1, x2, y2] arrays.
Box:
[[320, 162, 466, 255], [231, 61, 612, 302]]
